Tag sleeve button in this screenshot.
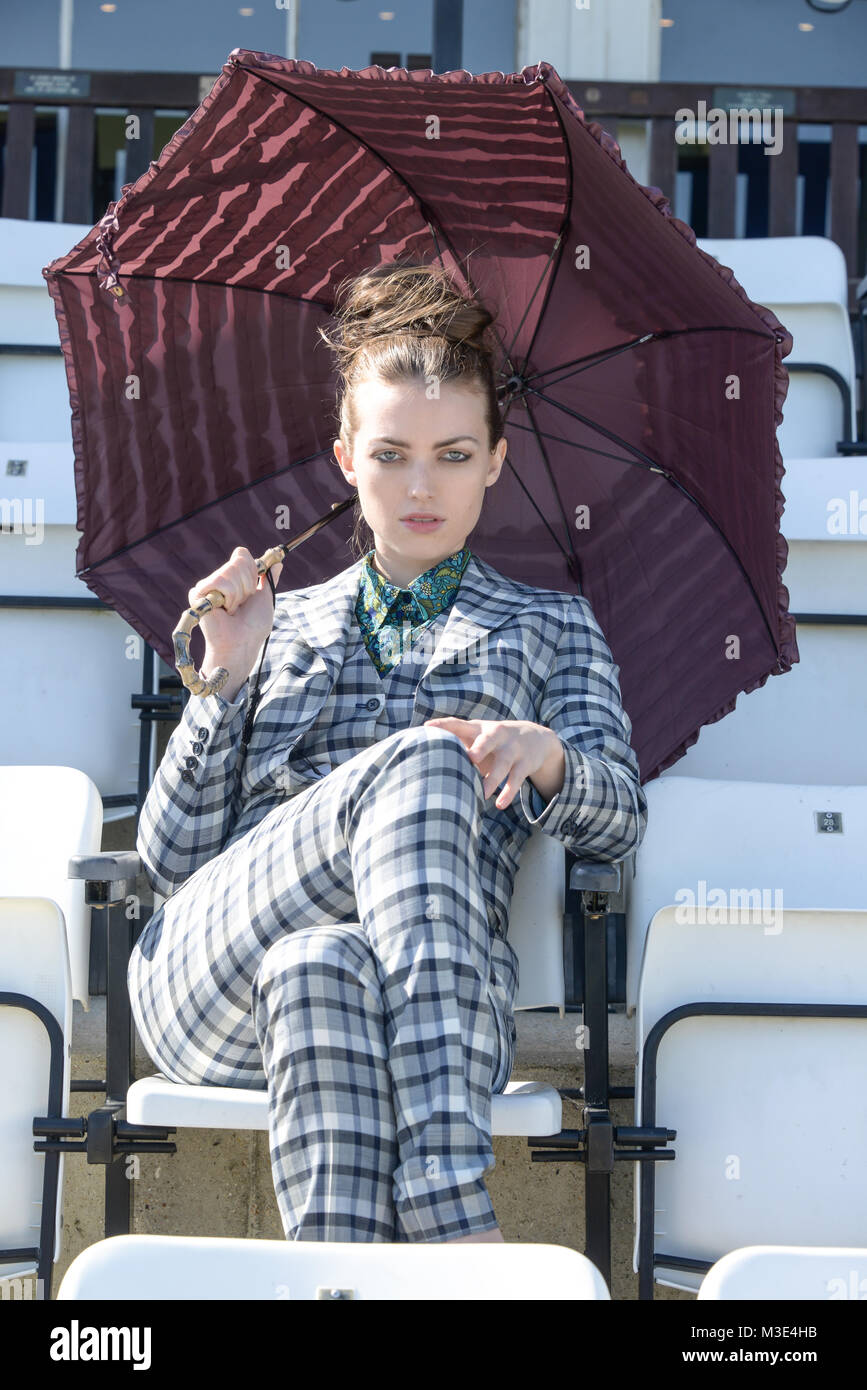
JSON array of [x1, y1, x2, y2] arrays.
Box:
[[181, 769, 194, 784], [197, 727, 209, 741], [192, 741, 204, 754], [185, 755, 199, 770]]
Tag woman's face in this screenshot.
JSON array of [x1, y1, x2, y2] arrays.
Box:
[[333, 374, 507, 587]]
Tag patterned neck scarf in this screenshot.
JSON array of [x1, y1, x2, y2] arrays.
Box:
[[355, 545, 472, 675]]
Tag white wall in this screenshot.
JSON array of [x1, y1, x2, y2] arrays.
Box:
[[516, 0, 662, 80]]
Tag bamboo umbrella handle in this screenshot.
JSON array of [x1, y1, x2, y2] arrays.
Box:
[[172, 544, 287, 697], [171, 498, 354, 698]]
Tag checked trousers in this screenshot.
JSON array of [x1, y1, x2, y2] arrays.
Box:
[[128, 718, 518, 1243]]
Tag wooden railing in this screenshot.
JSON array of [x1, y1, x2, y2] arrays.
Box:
[[568, 79, 866, 314], [1, 68, 865, 310]]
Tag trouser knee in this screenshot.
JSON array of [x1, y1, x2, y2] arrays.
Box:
[[391, 724, 485, 801], [251, 926, 377, 1018]]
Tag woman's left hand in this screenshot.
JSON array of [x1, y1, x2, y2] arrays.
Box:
[[423, 716, 565, 810]]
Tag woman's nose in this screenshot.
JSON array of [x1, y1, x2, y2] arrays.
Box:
[[408, 476, 435, 498]]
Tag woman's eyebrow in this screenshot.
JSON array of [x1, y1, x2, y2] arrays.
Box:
[[370, 435, 479, 447]]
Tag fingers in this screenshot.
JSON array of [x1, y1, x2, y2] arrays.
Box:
[[466, 724, 533, 808], [188, 547, 264, 615], [258, 558, 283, 593], [479, 751, 526, 807], [467, 736, 521, 806]]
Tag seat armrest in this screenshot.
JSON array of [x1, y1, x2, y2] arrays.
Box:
[[69, 852, 141, 1097], [68, 851, 142, 906], [569, 859, 622, 894]]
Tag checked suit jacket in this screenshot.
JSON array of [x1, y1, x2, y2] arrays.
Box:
[[137, 550, 649, 938]]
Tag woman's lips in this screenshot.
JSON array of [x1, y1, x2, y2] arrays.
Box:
[[401, 517, 444, 531]]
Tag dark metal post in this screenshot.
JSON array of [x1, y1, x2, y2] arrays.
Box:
[[137, 642, 155, 818], [582, 895, 612, 1288], [433, 0, 463, 71], [102, 898, 135, 1236]]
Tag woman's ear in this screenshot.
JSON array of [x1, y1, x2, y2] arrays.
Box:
[[486, 435, 507, 486], [333, 437, 357, 485]]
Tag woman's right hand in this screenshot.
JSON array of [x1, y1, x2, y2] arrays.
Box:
[[189, 546, 284, 679]]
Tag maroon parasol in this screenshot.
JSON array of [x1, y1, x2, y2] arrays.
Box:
[[42, 51, 798, 783]]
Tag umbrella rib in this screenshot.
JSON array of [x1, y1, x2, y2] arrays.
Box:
[[424, 220, 518, 375], [74, 446, 340, 577], [526, 331, 663, 390], [426, 219, 448, 271], [518, 395, 584, 592], [506, 416, 645, 468], [529, 386, 782, 656], [512, 80, 575, 382], [500, 231, 564, 373], [50, 266, 352, 311], [527, 386, 667, 473], [527, 323, 781, 393], [486, 394, 578, 579], [496, 450, 578, 583]]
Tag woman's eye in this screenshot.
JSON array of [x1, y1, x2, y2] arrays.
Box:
[[373, 449, 469, 462]]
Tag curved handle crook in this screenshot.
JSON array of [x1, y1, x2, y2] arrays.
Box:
[[172, 499, 354, 698]]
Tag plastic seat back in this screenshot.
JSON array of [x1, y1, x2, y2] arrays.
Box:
[[627, 776, 867, 1014], [698, 1244, 867, 1300], [0, 897, 72, 1286], [0, 766, 102, 1009], [634, 904, 867, 1294], [56, 1233, 611, 1300], [506, 827, 565, 1014]]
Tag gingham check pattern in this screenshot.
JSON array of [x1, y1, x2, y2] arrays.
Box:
[[130, 550, 647, 1239]]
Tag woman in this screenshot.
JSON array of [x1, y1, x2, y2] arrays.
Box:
[[129, 261, 648, 1245]]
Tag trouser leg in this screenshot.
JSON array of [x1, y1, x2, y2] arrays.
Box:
[[252, 925, 399, 1241], [252, 725, 503, 1241], [342, 726, 501, 1239]]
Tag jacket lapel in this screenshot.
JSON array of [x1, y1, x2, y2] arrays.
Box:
[[413, 551, 537, 678], [291, 551, 537, 688], [290, 556, 366, 686]]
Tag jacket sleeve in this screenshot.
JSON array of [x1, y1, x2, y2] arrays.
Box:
[[136, 674, 253, 899], [518, 595, 648, 863]]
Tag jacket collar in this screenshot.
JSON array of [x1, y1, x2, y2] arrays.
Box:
[[289, 549, 538, 685], [357, 545, 472, 634]]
